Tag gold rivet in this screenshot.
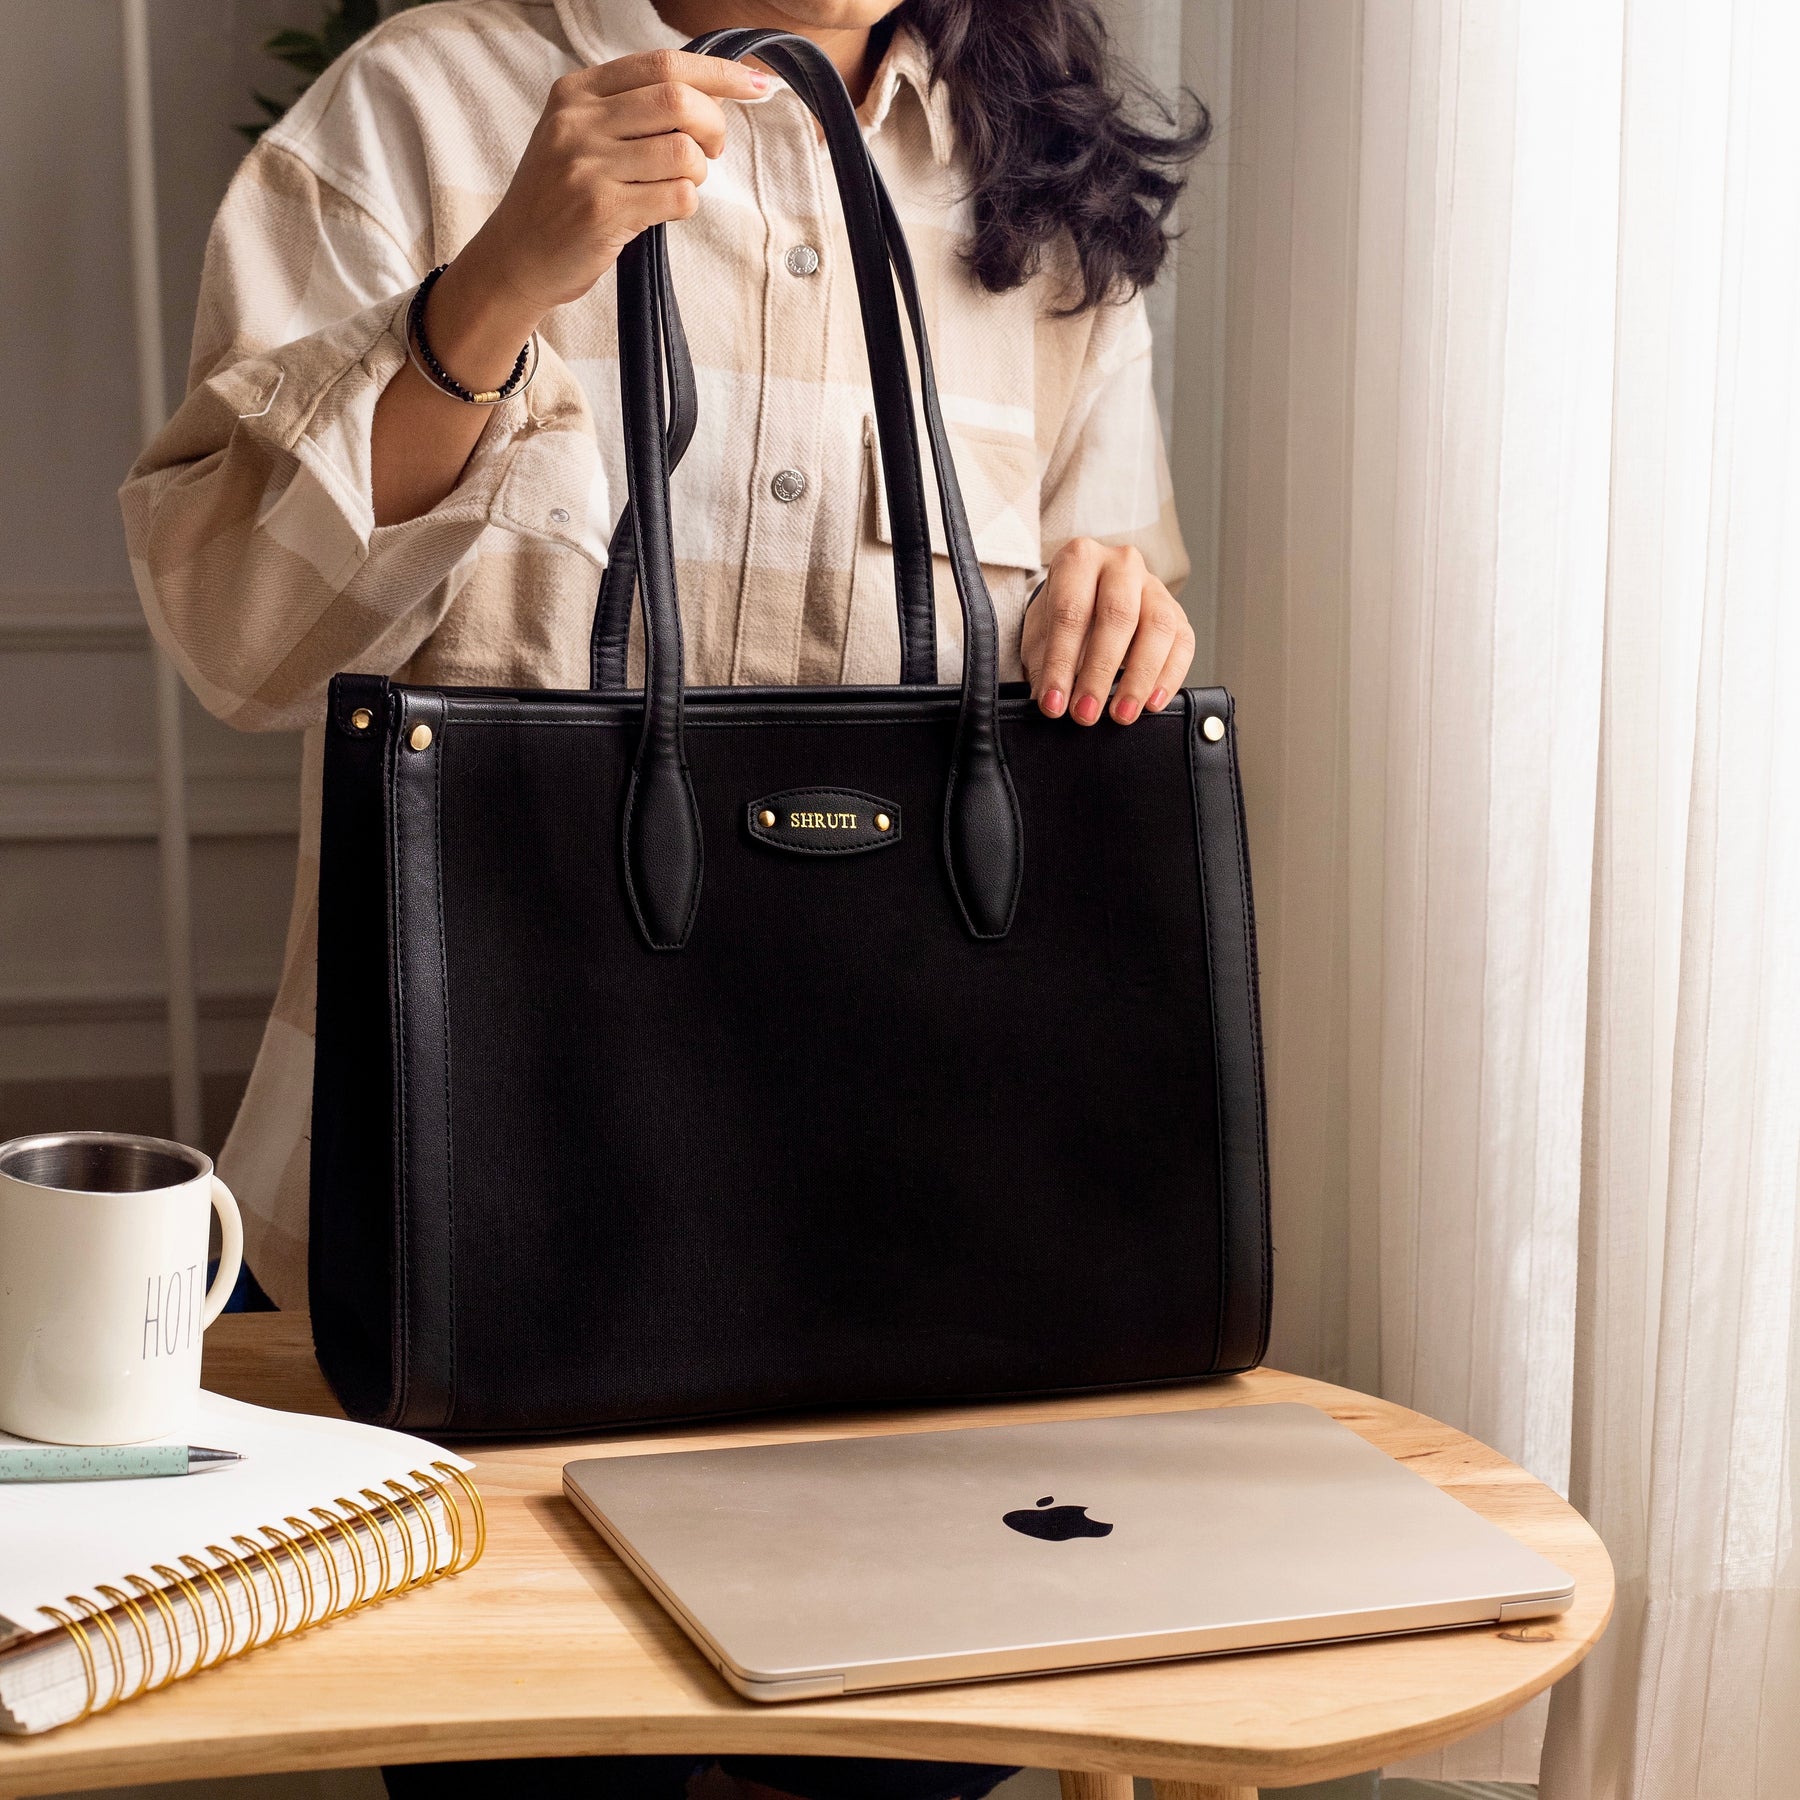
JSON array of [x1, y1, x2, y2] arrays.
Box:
[[875, 814, 891, 832], [757, 809, 776, 828], [1202, 715, 1226, 742], [408, 723, 434, 752], [350, 706, 373, 732]]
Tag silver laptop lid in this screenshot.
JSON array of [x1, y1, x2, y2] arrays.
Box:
[[565, 1403, 1573, 1700]]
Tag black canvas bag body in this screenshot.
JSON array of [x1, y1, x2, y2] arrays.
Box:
[[309, 31, 1270, 1435]]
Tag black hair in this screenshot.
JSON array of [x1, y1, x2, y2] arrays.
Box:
[[898, 0, 1211, 312]]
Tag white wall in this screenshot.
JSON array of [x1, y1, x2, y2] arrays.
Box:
[[0, 1, 301, 1111]]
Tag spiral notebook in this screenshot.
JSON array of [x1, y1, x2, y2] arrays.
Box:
[[0, 1392, 484, 1735]]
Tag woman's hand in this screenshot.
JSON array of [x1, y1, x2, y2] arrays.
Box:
[[1021, 539, 1195, 725], [373, 49, 767, 527], [444, 50, 770, 339]]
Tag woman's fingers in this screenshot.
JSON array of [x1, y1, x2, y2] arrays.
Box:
[[1070, 547, 1147, 725], [1025, 541, 1103, 718], [1024, 541, 1192, 725], [1147, 638, 1193, 713], [601, 81, 733, 159], [617, 177, 703, 230], [608, 129, 712, 187], [1108, 576, 1195, 716], [577, 48, 770, 105], [1108, 582, 1182, 723]]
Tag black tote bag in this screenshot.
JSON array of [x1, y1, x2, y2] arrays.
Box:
[[309, 30, 1269, 1435]]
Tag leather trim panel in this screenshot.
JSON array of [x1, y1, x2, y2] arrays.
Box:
[[1187, 689, 1272, 1373], [389, 690, 455, 1427]]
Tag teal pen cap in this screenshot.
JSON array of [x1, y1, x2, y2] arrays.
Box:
[[0, 1443, 243, 1483]]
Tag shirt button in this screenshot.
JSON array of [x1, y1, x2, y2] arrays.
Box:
[[549, 507, 570, 526], [784, 244, 820, 277], [770, 469, 808, 503]]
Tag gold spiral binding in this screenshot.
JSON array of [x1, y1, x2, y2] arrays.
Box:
[[310, 1505, 376, 1612], [124, 1573, 184, 1691], [258, 1524, 317, 1632], [28, 1466, 484, 1733], [69, 1594, 126, 1714], [235, 1533, 294, 1640], [37, 1605, 98, 1726], [179, 1554, 240, 1665], [433, 1462, 488, 1571], [409, 1466, 464, 1572], [384, 1479, 443, 1584], [285, 1512, 343, 1620], [92, 1585, 155, 1705], [331, 1494, 391, 1599], [359, 1487, 417, 1592], [204, 1544, 262, 1651], [151, 1562, 212, 1675]]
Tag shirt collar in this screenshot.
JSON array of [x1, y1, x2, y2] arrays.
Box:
[[551, 5, 954, 167], [860, 24, 954, 166]]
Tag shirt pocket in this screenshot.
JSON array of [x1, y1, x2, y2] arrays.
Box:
[[842, 416, 1043, 684]]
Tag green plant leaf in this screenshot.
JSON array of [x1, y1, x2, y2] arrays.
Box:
[[244, 0, 445, 154]]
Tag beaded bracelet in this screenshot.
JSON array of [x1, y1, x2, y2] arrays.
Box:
[[405, 264, 539, 405]]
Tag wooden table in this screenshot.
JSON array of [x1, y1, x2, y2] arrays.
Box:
[[0, 1316, 1611, 1800]]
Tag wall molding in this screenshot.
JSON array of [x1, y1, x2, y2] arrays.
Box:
[[0, 588, 149, 652], [0, 759, 299, 840], [0, 590, 301, 840], [0, 984, 276, 1084], [0, 986, 275, 1030]]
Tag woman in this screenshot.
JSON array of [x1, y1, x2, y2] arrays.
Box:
[[124, 1, 1205, 1794]]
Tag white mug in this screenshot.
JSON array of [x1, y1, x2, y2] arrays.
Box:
[[0, 1132, 244, 1444]]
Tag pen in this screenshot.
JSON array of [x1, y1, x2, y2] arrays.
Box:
[[0, 1444, 242, 1483]]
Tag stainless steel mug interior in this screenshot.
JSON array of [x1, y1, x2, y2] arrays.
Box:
[[0, 1131, 208, 1195]]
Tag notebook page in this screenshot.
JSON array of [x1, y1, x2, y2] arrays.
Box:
[[0, 1391, 469, 1630]]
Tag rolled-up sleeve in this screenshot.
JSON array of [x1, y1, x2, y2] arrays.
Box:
[[121, 140, 598, 731]]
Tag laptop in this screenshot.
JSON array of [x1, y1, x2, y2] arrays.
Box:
[[563, 1402, 1574, 1702]]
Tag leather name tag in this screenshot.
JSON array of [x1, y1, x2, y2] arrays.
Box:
[[747, 789, 901, 856]]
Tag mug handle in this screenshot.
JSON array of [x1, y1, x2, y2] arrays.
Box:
[[200, 1175, 245, 1329]]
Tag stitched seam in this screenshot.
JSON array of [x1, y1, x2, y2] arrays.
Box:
[[385, 719, 409, 1422], [591, 537, 630, 689], [620, 773, 653, 943], [431, 712, 456, 1424], [1189, 698, 1232, 1371], [940, 751, 1022, 940], [620, 767, 705, 948], [451, 712, 968, 729], [676, 767, 704, 941], [1223, 699, 1273, 1363]]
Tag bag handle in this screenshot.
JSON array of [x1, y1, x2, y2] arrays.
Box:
[[590, 34, 939, 691], [617, 30, 1021, 950], [588, 246, 698, 689]]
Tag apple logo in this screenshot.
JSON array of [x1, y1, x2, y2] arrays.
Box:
[[1002, 1495, 1114, 1542]]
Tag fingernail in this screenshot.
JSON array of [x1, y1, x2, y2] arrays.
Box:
[[1148, 687, 1168, 712], [748, 71, 770, 89], [1041, 687, 1065, 718], [1073, 694, 1100, 726], [1112, 695, 1141, 724]]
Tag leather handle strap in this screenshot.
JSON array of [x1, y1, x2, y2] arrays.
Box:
[[590, 244, 696, 690], [618, 31, 1020, 949], [866, 167, 1021, 938], [591, 28, 938, 690]]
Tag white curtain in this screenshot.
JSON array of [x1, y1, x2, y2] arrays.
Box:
[[1157, 0, 1800, 1791]]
